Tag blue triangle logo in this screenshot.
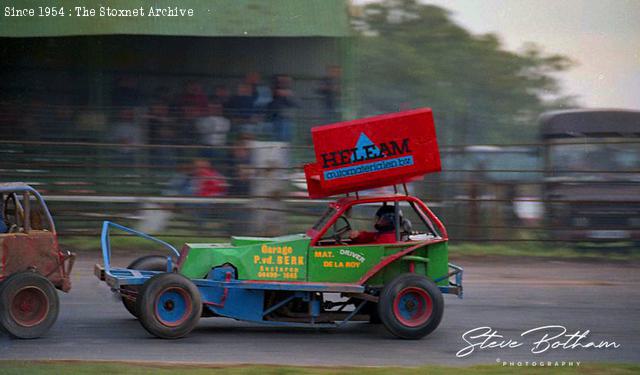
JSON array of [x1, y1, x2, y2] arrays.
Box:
[[351, 133, 383, 162]]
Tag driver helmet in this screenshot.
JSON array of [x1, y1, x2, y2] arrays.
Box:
[[374, 204, 402, 233]]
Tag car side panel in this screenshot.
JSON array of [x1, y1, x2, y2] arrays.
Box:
[[307, 244, 385, 283], [366, 242, 449, 286], [0, 231, 63, 286], [427, 241, 450, 286], [180, 236, 310, 282]]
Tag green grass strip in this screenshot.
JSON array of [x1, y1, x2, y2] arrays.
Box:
[[449, 243, 640, 261], [0, 361, 638, 375]]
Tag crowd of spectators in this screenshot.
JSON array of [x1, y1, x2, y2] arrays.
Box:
[[108, 72, 298, 157], [1, 67, 343, 199]]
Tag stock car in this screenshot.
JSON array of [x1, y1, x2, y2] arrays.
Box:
[[0, 183, 75, 338], [94, 108, 463, 339], [96, 192, 462, 339]]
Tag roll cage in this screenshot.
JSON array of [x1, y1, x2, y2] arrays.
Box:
[[0, 183, 56, 235], [307, 194, 447, 246]]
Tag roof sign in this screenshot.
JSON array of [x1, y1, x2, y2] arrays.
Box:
[[304, 108, 441, 198]]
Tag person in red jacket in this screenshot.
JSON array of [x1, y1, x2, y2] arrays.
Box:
[[192, 159, 227, 197], [349, 204, 400, 244]]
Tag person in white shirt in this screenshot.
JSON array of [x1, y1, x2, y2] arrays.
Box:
[[195, 102, 231, 162]]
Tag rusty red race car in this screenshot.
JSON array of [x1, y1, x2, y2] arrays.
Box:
[[0, 183, 75, 338]]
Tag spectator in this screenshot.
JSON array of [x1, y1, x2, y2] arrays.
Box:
[[195, 102, 231, 163], [226, 82, 255, 122], [147, 95, 176, 166], [147, 96, 171, 144], [230, 133, 253, 197], [192, 159, 227, 197], [164, 163, 195, 196], [227, 82, 258, 137], [148, 162, 196, 235], [245, 72, 272, 112], [110, 108, 144, 165], [191, 159, 228, 231], [211, 84, 230, 109], [251, 159, 287, 236], [179, 81, 209, 144], [317, 65, 342, 123], [266, 74, 298, 142], [181, 81, 209, 120]]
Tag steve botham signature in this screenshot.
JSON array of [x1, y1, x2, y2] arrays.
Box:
[[456, 325, 621, 358]]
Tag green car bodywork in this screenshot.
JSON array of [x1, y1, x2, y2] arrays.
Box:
[[179, 196, 450, 288]]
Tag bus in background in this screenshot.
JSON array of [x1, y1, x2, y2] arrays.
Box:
[[540, 109, 640, 244]]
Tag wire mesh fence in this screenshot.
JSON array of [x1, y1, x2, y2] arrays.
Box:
[[2, 137, 638, 244]]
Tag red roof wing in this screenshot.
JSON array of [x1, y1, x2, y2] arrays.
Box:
[[304, 108, 441, 198]]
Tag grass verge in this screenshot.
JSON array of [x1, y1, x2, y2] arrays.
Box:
[[449, 242, 640, 261]]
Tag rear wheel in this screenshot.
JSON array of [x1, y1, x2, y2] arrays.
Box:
[[121, 255, 168, 318], [137, 273, 201, 339], [378, 273, 443, 339], [0, 271, 59, 339]]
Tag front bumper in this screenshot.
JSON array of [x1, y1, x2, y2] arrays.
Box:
[[436, 263, 464, 298]]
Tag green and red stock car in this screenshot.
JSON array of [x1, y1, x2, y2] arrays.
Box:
[[95, 108, 464, 339]]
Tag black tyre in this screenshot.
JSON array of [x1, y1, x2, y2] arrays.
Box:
[[0, 271, 59, 339], [378, 273, 444, 339], [121, 255, 168, 318], [137, 273, 201, 339]]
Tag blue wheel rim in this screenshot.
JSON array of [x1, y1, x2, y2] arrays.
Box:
[[398, 294, 420, 319], [154, 287, 191, 327], [393, 287, 432, 327]]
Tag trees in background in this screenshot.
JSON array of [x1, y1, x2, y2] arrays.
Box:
[[352, 0, 576, 144]]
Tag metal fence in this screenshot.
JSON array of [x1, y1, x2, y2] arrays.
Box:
[[2, 137, 638, 244]]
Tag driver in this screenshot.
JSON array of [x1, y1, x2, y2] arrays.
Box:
[[349, 204, 399, 244]]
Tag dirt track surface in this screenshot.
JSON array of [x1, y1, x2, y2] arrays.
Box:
[[1, 253, 638, 366]]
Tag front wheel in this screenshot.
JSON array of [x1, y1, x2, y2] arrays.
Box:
[[0, 271, 60, 339], [122, 255, 168, 318], [378, 273, 443, 339], [137, 273, 201, 339]]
